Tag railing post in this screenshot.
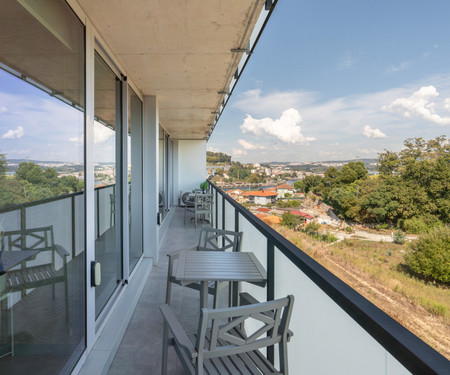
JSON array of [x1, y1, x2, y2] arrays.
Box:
[[20, 206, 26, 245], [267, 239, 275, 364], [96, 188, 100, 238], [72, 195, 76, 258], [222, 196, 225, 231], [215, 188, 218, 229], [232, 208, 240, 306]]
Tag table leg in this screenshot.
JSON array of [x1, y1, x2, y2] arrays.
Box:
[[200, 281, 208, 309]]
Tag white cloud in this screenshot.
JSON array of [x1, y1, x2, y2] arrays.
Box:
[[232, 148, 247, 157], [444, 98, 450, 110], [363, 125, 387, 139], [382, 86, 450, 126], [0, 106, 7, 113], [207, 145, 220, 152], [356, 148, 380, 155], [240, 108, 316, 145], [237, 139, 264, 150], [386, 62, 409, 73], [69, 136, 83, 146], [2, 126, 24, 139], [232, 89, 317, 116], [94, 121, 114, 144]]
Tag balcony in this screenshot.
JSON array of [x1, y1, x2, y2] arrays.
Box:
[[104, 183, 448, 375]]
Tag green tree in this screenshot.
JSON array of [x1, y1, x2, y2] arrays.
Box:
[[16, 162, 46, 184], [293, 180, 304, 191], [338, 161, 368, 184], [404, 227, 450, 284], [0, 153, 7, 178], [281, 212, 299, 229], [302, 175, 323, 193], [44, 167, 58, 180]]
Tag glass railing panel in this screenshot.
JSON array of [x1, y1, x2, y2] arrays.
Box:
[[216, 193, 223, 229], [74, 194, 84, 258], [224, 200, 235, 232], [273, 248, 410, 374], [96, 185, 115, 238], [238, 214, 267, 304]]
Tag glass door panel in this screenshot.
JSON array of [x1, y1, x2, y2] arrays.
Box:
[[94, 52, 122, 318], [0, 0, 85, 373], [128, 88, 143, 272]]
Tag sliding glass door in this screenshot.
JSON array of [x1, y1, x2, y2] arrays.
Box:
[[128, 88, 143, 272], [93, 52, 123, 319], [0, 0, 85, 373]]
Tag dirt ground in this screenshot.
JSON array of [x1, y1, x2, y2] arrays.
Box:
[[273, 224, 450, 360]]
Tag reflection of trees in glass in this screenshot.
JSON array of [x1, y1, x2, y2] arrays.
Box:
[[0, 155, 83, 208]]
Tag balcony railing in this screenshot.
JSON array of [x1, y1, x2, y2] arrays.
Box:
[[209, 181, 448, 375]]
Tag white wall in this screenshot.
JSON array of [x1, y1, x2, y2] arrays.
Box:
[[177, 140, 206, 196]]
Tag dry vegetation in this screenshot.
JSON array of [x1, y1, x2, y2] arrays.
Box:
[[271, 224, 450, 359]]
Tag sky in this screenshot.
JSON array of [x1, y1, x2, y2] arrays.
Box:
[[0, 69, 115, 163], [1, 0, 449, 164], [208, 0, 450, 163]]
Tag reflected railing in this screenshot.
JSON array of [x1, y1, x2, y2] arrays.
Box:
[[209, 181, 448, 375]]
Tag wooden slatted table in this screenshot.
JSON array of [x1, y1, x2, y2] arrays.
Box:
[[173, 251, 267, 308]]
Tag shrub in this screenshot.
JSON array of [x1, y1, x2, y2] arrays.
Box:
[[393, 231, 406, 245], [375, 223, 388, 231], [304, 222, 320, 235], [402, 216, 443, 234], [345, 226, 353, 233], [281, 212, 299, 229], [404, 227, 450, 284]]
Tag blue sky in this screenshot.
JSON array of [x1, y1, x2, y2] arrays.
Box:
[[1, 0, 449, 164], [208, 0, 450, 162], [0, 70, 115, 163]]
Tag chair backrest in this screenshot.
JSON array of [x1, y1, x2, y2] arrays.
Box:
[[1, 226, 55, 252], [197, 226, 242, 252], [181, 192, 193, 205], [195, 295, 294, 360], [194, 193, 212, 209]]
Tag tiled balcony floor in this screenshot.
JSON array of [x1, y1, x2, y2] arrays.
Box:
[[107, 207, 210, 375]]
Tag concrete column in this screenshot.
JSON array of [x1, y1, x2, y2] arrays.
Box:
[[143, 96, 159, 264], [172, 140, 179, 205]]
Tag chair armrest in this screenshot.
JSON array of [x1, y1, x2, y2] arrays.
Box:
[[239, 293, 294, 340], [54, 244, 70, 259], [167, 246, 197, 260], [160, 304, 197, 363]]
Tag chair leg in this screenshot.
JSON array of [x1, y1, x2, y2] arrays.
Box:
[[213, 281, 220, 309], [165, 257, 173, 305], [161, 322, 169, 375]]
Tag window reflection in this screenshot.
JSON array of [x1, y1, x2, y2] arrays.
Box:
[[128, 88, 143, 272], [0, 0, 85, 373], [94, 52, 122, 318]]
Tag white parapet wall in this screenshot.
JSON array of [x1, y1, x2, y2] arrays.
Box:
[[176, 140, 207, 197]]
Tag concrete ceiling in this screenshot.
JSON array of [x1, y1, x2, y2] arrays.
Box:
[[78, 0, 265, 140]]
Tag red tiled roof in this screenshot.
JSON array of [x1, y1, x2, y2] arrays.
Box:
[[250, 191, 278, 197], [290, 210, 314, 219], [255, 213, 268, 219], [266, 187, 276, 191], [276, 184, 293, 189], [256, 207, 271, 213]]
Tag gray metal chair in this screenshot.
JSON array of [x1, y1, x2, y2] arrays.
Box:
[[193, 193, 213, 228], [165, 226, 243, 308], [182, 192, 195, 225], [0, 226, 70, 331], [161, 293, 294, 375]]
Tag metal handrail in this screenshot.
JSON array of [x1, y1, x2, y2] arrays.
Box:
[[209, 180, 449, 375], [0, 184, 116, 214]]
